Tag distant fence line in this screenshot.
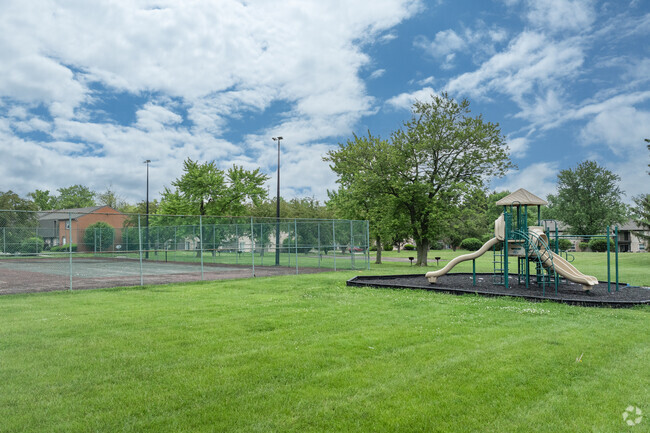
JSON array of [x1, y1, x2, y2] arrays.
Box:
[[0, 209, 370, 293]]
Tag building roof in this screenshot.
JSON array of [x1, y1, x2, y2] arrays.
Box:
[[38, 206, 107, 221], [495, 188, 548, 206]]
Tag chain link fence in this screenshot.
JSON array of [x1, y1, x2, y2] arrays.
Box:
[[0, 209, 369, 294]]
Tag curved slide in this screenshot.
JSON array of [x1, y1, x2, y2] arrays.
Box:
[[426, 237, 499, 283], [542, 249, 599, 291]]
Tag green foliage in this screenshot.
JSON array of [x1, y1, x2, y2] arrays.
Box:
[[460, 237, 483, 251], [159, 158, 268, 217], [325, 93, 513, 266], [588, 237, 612, 253], [56, 185, 96, 209], [557, 238, 573, 251], [631, 194, 650, 248], [83, 222, 115, 251], [403, 243, 415, 250], [383, 244, 394, 251], [27, 189, 57, 210], [546, 161, 626, 235], [50, 244, 77, 252], [579, 242, 589, 251], [19, 237, 44, 254]]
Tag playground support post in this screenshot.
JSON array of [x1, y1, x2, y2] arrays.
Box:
[[472, 259, 476, 286], [199, 216, 204, 281], [615, 226, 619, 291], [607, 225, 610, 293]]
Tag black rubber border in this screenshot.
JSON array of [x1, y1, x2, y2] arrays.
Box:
[[347, 273, 650, 308]]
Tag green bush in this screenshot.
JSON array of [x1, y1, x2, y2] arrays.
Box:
[[588, 238, 612, 253], [460, 238, 483, 251], [383, 244, 393, 251], [403, 244, 415, 251], [557, 239, 573, 251], [579, 242, 589, 251], [19, 237, 44, 254], [83, 222, 115, 251], [430, 241, 445, 250], [369, 245, 377, 252], [50, 244, 77, 252]]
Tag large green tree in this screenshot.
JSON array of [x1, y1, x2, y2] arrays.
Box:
[[56, 185, 96, 209], [546, 160, 627, 235], [28, 189, 57, 210], [159, 159, 268, 216], [325, 93, 513, 265], [630, 139, 650, 247]]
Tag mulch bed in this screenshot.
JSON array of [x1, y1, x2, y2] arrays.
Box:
[[347, 273, 650, 308]]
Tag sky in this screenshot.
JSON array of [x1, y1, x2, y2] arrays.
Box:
[[0, 0, 649, 207]]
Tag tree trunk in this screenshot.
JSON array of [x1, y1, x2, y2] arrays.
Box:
[[375, 235, 382, 264], [416, 239, 429, 266]]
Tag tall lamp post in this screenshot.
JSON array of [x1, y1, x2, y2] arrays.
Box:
[[144, 159, 151, 259], [272, 136, 283, 266]]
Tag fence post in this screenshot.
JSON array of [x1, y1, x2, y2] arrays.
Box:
[[317, 223, 321, 268], [3, 227, 5, 254], [332, 220, 336, 271], [236, 223, 239, 265], [350, 220, 354, 269], [69, 212, 73, 291], [138, 215, 144, 286], [251, 217, 255, 277], [294, 219, 298, 275], [366, 220, 370, 270], [200, 215, 204, 280]]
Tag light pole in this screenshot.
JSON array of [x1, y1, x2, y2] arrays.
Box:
[[272, 136, 283, 266], [144, 160, 151, 259]]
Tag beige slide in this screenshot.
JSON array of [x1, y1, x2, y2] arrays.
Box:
[[541, 249, 599, 291], [426, 237, 499, 283]]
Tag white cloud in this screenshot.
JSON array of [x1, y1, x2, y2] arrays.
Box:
[[369, 69, 386, 79], [580, 107, 650, 155], [496, 162, 559, 199], [526, 0, 596, 33], [385, 87, 436, 110], [506, 136, 529, 157], [0, 0, 422, 202], [415, 29, 466, 59]]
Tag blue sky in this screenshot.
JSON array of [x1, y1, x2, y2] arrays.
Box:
[[0, 0, 648, 205]]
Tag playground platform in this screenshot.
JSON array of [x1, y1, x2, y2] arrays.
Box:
[[347, 273, 650, 308]]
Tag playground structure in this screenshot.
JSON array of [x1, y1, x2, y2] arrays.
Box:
[[426, 189, 619, 295]]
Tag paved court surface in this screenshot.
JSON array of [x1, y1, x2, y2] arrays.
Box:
[[0, 257, 327, 295]]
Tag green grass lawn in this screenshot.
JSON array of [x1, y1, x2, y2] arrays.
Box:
[[1, 272, 648, 432]]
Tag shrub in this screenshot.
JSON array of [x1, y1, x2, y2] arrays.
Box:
[[83, 222, 115, 251], [403, 244, 415, 250], [460, 238, 483, 251], [588, 238, 612, 253], [579, 242, 589, 251], [557, 239, 573, 251], [369, 245, 377, 252], [430, 241, 444, 250], [383, 244, 393, 251], [51, 244, 77, 252], [19, 237, 44, 254]]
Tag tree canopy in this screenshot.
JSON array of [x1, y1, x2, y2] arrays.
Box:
[[546, 160, 627, 235], [55, 185, 97, 209], [159, 158, 268, 216], [325, 93, 513, 265]]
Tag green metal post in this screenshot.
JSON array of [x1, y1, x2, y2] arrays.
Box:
[[138, 214, 143, 286], [251, 217, 255, 277], [350, 220, 355, 269], [504, 207, 509, 289], [472, 259, 476, 286], [606, 226, 610, 293], [366, 220, 371, 270], [333, 220, 336, 271], [69, 213, 73, 291], [199, 215, 204, 281], [615, 226, 619, 291], [294, 219, 298, 275], [317, 223, 321, 268]]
